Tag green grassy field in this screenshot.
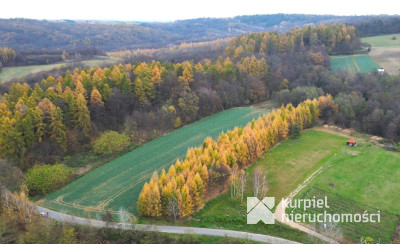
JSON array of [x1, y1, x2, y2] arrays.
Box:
[[41, 107, 267, 219], [330, 55, 379, 73], [362, 33, 400, 47], [178, 130, 346, 243], [0, 63, 64, 82], [289, 140, 400, 243], [0, 57, 121, 83]]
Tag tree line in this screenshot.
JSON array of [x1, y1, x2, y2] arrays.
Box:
[[137, 99, 320, 218], [0, 47, 16, 70], [225, 24, 361, 56], [273, 72, 400, 141], [354, 16, 400, 37]]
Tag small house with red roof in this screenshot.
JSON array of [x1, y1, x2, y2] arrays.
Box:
[[346, 139, 357, 146]]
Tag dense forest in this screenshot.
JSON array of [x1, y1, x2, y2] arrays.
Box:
[[0, 24, 361, 171], [1, 15, 399, 52], [354, 16, 400, 37], [0, 18, 173, 51]]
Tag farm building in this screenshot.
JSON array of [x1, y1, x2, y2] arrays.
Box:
[[346, 139, 357, 146], [378, 68, 384, 75]]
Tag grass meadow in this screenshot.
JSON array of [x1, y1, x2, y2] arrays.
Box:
[[178, 130, 347, 243], [0, 56, 120, 83], [361, 34, 400, 47], [330, 55, 379, 73], [188, 130, 400, 242], [289, 140, 400, 243]]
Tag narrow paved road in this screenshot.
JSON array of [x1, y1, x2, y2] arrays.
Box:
[[37, 206, 301, 244]]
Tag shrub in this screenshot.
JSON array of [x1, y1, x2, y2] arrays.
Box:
[[92, 131, 130, 155], [25, 164, 73, 195], [174, 117, 181, 128], [291, 123, 301, 139]]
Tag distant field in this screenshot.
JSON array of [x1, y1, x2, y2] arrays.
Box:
[[0, 56, 121, 83], [0, 63, 63, 83], [361, 34, 400, 75], [369, 47, 400, 75], [361, 33, 400, 47], [41, 106, 267, 219], [289, 140, 400, 243], [330, 55, 379, 73]]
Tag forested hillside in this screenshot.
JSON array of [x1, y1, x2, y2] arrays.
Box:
[[1, 15, 398, 52], [0, 24, 358, 170], [0, 18, 174, 51], [1, 21, 399, 173], [354, 16, 400, 37]]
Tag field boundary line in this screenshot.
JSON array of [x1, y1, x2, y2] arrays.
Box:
[[352, 57, 361, 72]]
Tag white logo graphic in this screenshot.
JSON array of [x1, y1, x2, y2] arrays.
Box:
[[247, 197, 275, 224]]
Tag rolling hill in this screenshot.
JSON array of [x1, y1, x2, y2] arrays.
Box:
[[1, 15, 395, 52]]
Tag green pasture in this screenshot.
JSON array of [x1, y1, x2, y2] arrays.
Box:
[[361, 33, 400, 47], [289, 140, 400, 242], [41, 107, 267, 219], [0, 57, 120, 83], [187, 130, 347, 243], [330, 55, 379, 73]]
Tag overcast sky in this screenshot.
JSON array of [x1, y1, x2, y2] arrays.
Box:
[[1, 0, 398, 22]]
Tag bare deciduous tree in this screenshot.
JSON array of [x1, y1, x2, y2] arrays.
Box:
[[118, 207, 130, 223], [253, 167, 267, 198], [238, 170, 247, 203], [230, 166, 239, 198], [318, 221, 343, 242], [168, 195, 179, 221]]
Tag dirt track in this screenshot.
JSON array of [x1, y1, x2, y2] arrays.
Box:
[[274, 166, 339, 244]]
